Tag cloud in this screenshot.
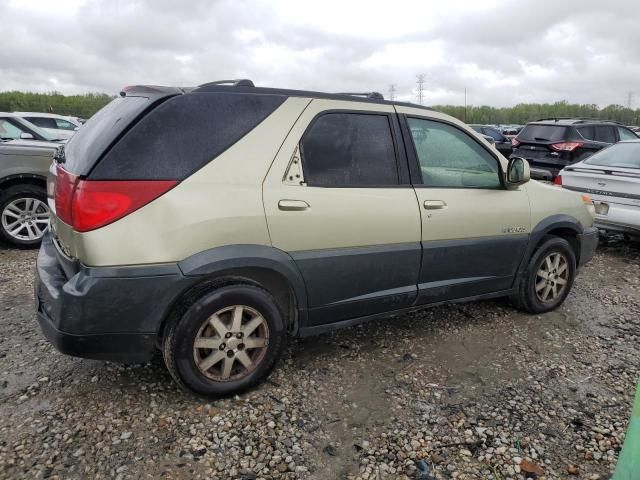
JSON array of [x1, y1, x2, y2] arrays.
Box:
[[1, 0, 638, 108]]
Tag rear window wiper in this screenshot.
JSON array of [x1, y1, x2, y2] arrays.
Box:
[[534, 137, 550, 141]]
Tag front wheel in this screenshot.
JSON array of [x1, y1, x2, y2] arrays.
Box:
[[512, 237, 576, 314], [163, 284, 287, 397]]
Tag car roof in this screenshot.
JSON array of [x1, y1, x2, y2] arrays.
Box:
[[11, 112, 74, 119], [121, 80, 436, 112]]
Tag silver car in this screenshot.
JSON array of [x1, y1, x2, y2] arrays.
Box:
[[558, 140, 640, 237]]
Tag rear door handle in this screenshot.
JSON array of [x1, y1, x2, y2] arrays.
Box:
[[278, 199, 310, 211], [423, 200, 447, 210]]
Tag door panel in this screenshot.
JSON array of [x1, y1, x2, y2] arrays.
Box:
[[397, 110, 531, 304], [263, 100, 422, 325]]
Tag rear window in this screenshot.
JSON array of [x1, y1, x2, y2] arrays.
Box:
[[62, 96, 152, 175], [518, 124, 567, 142], [584, 143, 640, 169]]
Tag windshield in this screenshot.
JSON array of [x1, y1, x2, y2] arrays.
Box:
[[518, 124, 567, 142], [584, 142, 640, 169]]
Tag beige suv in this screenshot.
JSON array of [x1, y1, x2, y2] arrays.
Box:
[[35, 80, 598, 397]]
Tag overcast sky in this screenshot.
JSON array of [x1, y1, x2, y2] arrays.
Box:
[[1, 0, 639, 107]]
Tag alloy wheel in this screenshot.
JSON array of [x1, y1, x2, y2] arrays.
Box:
[[535, 252, 569, 303], [193, 305, 269, 381], [1, 197, 50, 242]]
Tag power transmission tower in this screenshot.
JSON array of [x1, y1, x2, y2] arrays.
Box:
[[627, 92, 634, 109], [388, 84, 397, 101], [416, 74, 426, 105]]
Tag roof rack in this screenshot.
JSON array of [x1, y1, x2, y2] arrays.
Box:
[[336, 92, 384, 100], [197, 79, 255, 88]]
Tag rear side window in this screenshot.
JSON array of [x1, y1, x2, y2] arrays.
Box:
[[90, 93, 286, 180], [594, 126, 616, 143], [300, 112, 398, 186], [518, 124, 567, 142]]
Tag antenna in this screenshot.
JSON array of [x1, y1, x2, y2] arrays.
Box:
[[416, 74, 425, 105]]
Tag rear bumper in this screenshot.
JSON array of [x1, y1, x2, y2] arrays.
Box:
[[34, 234, 195, 363], [594, 202, 640, 235], [578, 226, 599, 267]]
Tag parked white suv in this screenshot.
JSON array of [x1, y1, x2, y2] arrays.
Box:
[[11, 112, 81, 140], [35, 80, 599, 397]]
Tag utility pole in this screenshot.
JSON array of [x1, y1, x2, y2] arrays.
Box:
[[416, 74, 425, 105], [388, 84, 396, 101], [464, 87, 468, 123]]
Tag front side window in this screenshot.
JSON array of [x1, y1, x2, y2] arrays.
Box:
[[407, 118, 501, 188], [300, 112, 398, 186], [0, 119, 23, 139]]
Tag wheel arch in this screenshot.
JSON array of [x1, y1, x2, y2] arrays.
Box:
[[516, 215, 584, 280], [0, 173, 47, 192], [158, 245, 308, 341]]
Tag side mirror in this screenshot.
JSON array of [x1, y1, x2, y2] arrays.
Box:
[[20, 132, 34, 140], [506, 157, 530, 187]]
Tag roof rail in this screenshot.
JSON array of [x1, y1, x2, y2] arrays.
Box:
[[534, 117, 573, 122], [336, 92, 384, 100], [197, 79, 255, 88], [573, 119, 622, 125]]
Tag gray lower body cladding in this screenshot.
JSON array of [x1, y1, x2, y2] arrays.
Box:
[[35, 234, 197, 362]]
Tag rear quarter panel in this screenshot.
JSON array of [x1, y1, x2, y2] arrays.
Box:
[[67, 97, 312, 267], [0, 143, 55, 182]]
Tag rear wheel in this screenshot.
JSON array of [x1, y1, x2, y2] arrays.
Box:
[[0, 185, 50, 247], [163, 284, 287, 397], [512, 236, 576, 313]]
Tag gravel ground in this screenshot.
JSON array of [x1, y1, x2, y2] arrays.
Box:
[[0, 236, 639, 480]]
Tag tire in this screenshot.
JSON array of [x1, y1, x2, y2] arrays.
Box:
[[163, 284, 287, 397], [0, 184, 50, 248], [512, 236, 577, 314]]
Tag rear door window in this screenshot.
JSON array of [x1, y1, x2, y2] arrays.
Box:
[[594, 126, 616, 143], [518, 124, 567, 142], [26, 117, 57, 129], [300, 112, 399, 186]]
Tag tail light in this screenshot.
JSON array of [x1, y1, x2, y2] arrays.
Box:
[[553, 175, 562, 186], [550, 142, 584, 152], [55, 164, 177, 232], [511, 138, 520, 147]]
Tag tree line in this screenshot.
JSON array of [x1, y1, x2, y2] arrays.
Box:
[[0, 91, 114, 119], [2, 91, 639, 126], [434, 101, 640, 126]]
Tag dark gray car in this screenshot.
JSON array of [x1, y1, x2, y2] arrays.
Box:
[[0, 139, 57, 246]]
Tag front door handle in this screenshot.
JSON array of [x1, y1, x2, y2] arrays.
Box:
[[278, 199, 310, 211], [423, 200, 447, 210]]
